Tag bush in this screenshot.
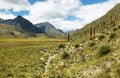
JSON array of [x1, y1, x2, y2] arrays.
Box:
[[113, 28, 117, 31], [88, 42, 96, 47], [118, 25, 120, 29], [98, 35, 105, 40], [58, 44, 65, 49], [61, 52, 70, 59], [109, 32, 116, 39], [98, 45, 111, 57], [74, 44, 80, 48]]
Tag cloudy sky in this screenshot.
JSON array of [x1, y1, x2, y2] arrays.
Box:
[[0, 0, 120, 32]]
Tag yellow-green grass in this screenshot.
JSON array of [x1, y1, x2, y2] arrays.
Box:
[[0, 37, 67, 49], [0, 46, 54, 78]]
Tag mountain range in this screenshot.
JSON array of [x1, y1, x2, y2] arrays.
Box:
[[0, 16, 64, 38]]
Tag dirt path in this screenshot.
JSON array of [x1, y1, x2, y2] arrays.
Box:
[[45, 54, 57, 72]]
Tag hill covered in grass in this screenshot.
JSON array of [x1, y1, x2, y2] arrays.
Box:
[[0, 23, 28, 38], [71, 3, 120, 41]]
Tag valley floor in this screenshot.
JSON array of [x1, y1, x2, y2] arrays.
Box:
[[0, 26, 120, 78]]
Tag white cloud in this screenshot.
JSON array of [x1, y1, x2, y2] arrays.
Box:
[[28, 0, 81, 18], [50, 19, 84, 31], [0, 0, 31, 12], [25, 0, 82, 31], [25, 0, 120, 32], [0, 12, 15, 19], [74, 0, 120, 24], [0, 0, 120, 32]]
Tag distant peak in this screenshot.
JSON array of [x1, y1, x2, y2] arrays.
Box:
[[14, 15, 25, 21], [17, 15, 22, 17], [16, 15, 23, 19]]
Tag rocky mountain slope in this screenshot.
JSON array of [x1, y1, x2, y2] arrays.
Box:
[[2, 16, 42, 36], [0, 18, 4, 22], [1, 16, 64, 37], [35, 22, 64, 38], [0, 23, 27, 38]]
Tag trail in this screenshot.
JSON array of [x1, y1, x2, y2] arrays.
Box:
[[45, 54, 57, 72]]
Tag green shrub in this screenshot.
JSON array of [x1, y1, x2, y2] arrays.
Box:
[[109, 32, 116, 39], [74, 44, 80, 48], [58, 44, 65, 49], [98, 45, 111, 57], [88, 42, 96, 47], [61, 52, 70, 59], [113, 28, 117, 31], [118, 25, 120, 29], [98, 35, 105, 40]]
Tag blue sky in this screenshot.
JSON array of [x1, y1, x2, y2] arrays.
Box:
[[0, 0, 119, 31], [81, 0, 108, 5]]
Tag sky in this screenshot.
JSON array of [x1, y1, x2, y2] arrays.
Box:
[[0, 0, 120, 32]]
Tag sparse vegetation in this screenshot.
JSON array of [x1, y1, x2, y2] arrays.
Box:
[[88, 41, 96, 47], [74, 44, 80, 48], [98, 44, 111, 57], [58, 44, 66, 49], [98, 34, 105, 40], [109, 32, 116, 39], [113, 27, 117, 31], [61, 52, 70, 59], [118, 25, 120, 29]]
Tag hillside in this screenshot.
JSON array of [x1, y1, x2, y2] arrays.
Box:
[[0, 23, 28, 38], [39, 4, 120, 77], [0, 18, 4, 22], [71, 3, 120, 41], [35, 22, 64, 38]]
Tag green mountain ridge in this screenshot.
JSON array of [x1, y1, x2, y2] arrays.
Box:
[[71, 3, 120, 40]]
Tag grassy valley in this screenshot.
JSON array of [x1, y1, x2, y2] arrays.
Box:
[[0, 3, 120, 78]]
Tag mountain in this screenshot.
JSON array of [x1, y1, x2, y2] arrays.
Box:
[[0, 18, 4, 22], [0, 23, 27, 38], [71, 3, 120, 40], [2, 16, 42, 36], [1, 16, 64, 37], [35, 22, 64, 38]]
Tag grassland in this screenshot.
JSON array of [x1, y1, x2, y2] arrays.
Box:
[[0, 24, 119, 78], [0, 37, 68, 78], [0, 37, 67, 49]]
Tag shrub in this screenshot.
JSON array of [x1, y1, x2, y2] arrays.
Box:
[[74, 44, 80, 48], [58, 44, 65, 49], [109, 32, 116, 39], [98, 35, 105, 40], [118, 25, 120, 29], [61, 52, 70, 59], [88, 42, 96, 47], [98, 45, 111, 57], [113, 28, 117, 31]]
